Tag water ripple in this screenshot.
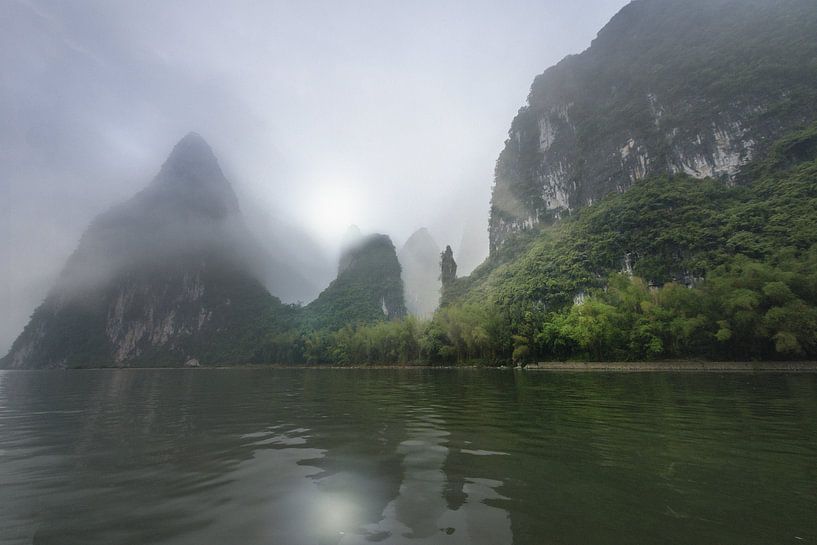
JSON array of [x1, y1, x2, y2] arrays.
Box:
[[0, 369, 815, 545]]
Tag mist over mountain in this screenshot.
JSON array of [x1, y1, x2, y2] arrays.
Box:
[[489, 0, 817, 253], [3, 4, 817, 543], [3, 0, 817, 368], [1, 0, 630, 357], [398, 228, 441, 318], [303, 234, 407, 331], [338, 225, 365, 274], [1, 134, 420, 368], [454, 219, 488, 277], [432, 0, 817, 364], [244, 211, 334, 304], [1, 134, 296, 368]]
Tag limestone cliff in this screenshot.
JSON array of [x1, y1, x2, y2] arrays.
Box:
[[489, 0, 817, 253], [1, 133, 290, 368]]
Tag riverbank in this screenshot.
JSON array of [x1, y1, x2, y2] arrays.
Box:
[[219, 361, 817, 372], [14, 360, 817, 372], [521, 361, 817, 372]]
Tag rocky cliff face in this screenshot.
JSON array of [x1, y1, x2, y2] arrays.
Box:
[[303, 234, 407, 331], [398, 228, 441, 318], [489, 0, 817, 253], [1, 133, 287, 368]]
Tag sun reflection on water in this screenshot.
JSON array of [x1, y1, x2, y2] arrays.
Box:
[[317, 493, 359, 545]]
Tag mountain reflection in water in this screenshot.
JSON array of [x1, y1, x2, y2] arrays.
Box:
[[0, 368, 815, 545]]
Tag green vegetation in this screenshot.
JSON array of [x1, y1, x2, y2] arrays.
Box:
[[12, 125, 817, 368], [6, 124, 817, 367], [2, 259, 297, 368], [8, 2, 817, 370], [490, 0, 817, 248], [258, 124, 817, 366], [300, 234, 406, 331]]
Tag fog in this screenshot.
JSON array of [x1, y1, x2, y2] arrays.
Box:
[[0, 0, 627, 354]]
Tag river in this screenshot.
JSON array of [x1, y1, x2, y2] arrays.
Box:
[[1, 369, 815, 544]]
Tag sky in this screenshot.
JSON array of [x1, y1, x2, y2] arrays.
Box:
[[0, 0, 627, 354]]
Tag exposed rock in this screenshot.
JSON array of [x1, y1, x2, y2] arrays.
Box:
[[1, 133, 289, 369], [489, 0, 817, 254], [440, 246, 457, 290]]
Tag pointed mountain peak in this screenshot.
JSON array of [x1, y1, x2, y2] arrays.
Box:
[[400, 227, 439, 261], [162, 132, 220, 174], [148, 132, 239, 217], [404, 227, 437, 249], [340, 224, 364, 252]]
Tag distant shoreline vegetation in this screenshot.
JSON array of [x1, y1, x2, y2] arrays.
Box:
[[18, 362, 817, 371], [254, 262, 817, 366], [251, 125, 817, 367]]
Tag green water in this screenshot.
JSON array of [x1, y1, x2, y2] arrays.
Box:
[[0, 369, 815, 544]]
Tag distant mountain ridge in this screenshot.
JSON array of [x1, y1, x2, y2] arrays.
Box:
[[398, 228, 441, 318]]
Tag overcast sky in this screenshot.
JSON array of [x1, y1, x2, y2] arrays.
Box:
[[0, 0, 627, 354]]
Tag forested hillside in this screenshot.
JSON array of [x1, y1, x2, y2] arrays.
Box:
[[288, 124, 817, 364], [490, 0, 817, 252]]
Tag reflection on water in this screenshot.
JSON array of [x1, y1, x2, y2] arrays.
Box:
[[364, 408, 512, 544], [0, 369, 815, 545]]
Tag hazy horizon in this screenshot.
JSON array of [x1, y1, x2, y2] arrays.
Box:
[[0, 0, 627, 354]]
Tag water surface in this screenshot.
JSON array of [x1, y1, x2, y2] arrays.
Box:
[[0, 369, 815, 544]]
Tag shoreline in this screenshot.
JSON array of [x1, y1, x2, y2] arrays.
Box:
[[520, 361, 817, 372], [4, 361, 817, 372]]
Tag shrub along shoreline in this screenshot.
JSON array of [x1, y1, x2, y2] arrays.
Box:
[[28, 361, 817, 371]]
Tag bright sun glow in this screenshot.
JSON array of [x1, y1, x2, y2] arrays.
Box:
[[317, 493, 358, 540], [306, 181, 362, 243]]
